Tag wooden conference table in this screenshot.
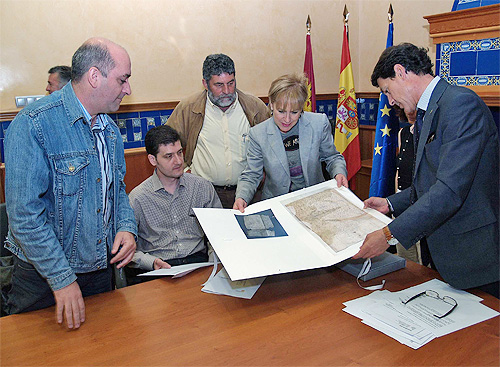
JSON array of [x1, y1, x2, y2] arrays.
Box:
[[1, 261, 499, 366]]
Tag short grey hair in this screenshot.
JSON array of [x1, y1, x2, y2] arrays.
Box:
[[48, 65, 72, 84], [202, 54, 235, 84], [71, 41, 115, 82]]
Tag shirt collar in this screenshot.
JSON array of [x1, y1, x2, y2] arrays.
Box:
[[77, 99, 108, 130], [152, 169, 186, 193], [417, 75, 440, 111]]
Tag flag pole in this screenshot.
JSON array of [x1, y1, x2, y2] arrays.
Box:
[[303, 15, 316, 112], [343, 5, 349, 40]]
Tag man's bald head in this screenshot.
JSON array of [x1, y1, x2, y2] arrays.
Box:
[[71, 38, 127, 83]]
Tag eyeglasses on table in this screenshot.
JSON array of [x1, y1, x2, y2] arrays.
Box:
[[400, 289, 458, 319]]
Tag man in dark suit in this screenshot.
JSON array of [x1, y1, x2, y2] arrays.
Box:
[[354, 43, 499, 298]]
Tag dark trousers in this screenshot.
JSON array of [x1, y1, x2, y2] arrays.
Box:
[[474, 281, 499, 299], [419, 238, 436, 270], [214, 186, 237, 209], [124, 250, 209, 286], [6, 256, 113, 314], [420, 238, 499, 299], [214, 184, 263, 209]]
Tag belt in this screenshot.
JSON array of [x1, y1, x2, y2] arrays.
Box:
[[213, 184, 237, 190]]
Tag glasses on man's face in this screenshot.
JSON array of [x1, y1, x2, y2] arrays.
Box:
[[401, 290, 458, 319]]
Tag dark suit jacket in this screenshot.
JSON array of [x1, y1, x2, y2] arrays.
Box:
[[388, 79, 499, 289]]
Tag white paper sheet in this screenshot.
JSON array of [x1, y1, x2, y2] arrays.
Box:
[[194, 181, 391, 281], [201, 267, 265, 299], [138, 262, 213, 277]]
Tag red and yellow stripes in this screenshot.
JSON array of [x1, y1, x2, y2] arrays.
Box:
[[334, 25, 361, 182]]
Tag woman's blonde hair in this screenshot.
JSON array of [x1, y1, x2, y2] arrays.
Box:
[[268, 73, 309, 111]]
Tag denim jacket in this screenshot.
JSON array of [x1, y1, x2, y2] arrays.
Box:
[[4, 83, 137, 291]]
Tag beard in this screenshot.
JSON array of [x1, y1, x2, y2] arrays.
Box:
[[207, 88, 236, 108]]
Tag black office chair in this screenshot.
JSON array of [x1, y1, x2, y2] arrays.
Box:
[[0, 203, 9, 257], [0, 203, 13, 316]]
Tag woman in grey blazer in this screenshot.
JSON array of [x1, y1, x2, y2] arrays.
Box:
[[233, 73, 348, 212]]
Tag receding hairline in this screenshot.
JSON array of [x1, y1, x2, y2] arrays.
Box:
[[83, 37, 122, 50], [85, 37, 130, 62]]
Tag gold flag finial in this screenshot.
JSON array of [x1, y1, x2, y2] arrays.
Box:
[[343, 5, 349, 24], [306, 15, 311, 34], [388, 4, 394, 23]]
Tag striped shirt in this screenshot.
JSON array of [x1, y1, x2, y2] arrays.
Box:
[[79, 103, 112, 226]]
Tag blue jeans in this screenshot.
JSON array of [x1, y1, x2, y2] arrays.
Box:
[[6, 256, 113, 314]]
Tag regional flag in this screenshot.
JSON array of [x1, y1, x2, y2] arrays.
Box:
[[304, 32, 316, 112], [334, 24, 361, 183], [369, 22, 399, 197]]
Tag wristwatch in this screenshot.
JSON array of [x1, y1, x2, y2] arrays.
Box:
[[382, 226, 398, 246]]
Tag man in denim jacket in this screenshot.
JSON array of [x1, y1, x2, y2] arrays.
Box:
[[4, 38, 137, 328]]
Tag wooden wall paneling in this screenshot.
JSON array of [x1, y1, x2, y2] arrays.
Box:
[[359, 125, 376, 161], [124, 148, 153, 193], [352, 160, 372, 201], [350, 125, 377, 201], [424, 4, 500, 43], [424, 4, 500, 107]]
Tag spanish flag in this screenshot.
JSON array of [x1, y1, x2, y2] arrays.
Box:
[[303, 31, 316, 112], [334, 24, 361, 184]]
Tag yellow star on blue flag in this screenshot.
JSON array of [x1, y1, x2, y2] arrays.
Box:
[[380, 104, 391, 117], [380, 124, 391, 137]]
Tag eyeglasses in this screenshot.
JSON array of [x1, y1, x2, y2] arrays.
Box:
[[401, 290, 458, 319]]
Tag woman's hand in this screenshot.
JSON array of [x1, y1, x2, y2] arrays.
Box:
[[233, 198, 248, 213], [335, 173, 348, 188]]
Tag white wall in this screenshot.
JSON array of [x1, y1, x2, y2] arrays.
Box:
[[0, 0, 453, 111]]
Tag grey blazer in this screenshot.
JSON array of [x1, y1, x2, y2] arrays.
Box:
[[236, 112, 347, 203], [388, 79, 499, 289]]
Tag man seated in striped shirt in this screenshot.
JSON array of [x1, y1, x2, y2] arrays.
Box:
[[125, 125, 222, 285]]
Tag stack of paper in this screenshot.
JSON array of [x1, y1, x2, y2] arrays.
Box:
[[343, 279, 499, 349], [202, 267, 266, 299]]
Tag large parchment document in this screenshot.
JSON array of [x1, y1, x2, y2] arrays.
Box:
[[194, 181, 391, 281]]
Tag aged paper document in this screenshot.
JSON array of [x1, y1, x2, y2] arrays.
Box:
[[285, 189, 386, 252]]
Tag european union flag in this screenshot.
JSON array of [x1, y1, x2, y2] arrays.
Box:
[[369, 22, 399, 198]]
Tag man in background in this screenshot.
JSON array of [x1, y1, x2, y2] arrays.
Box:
[[5, 38, 137, 328], [167, 54, 270, 208], [126, 125, 221, 285], [354, 43, 499, 298], [46, 65, 71, 94]]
